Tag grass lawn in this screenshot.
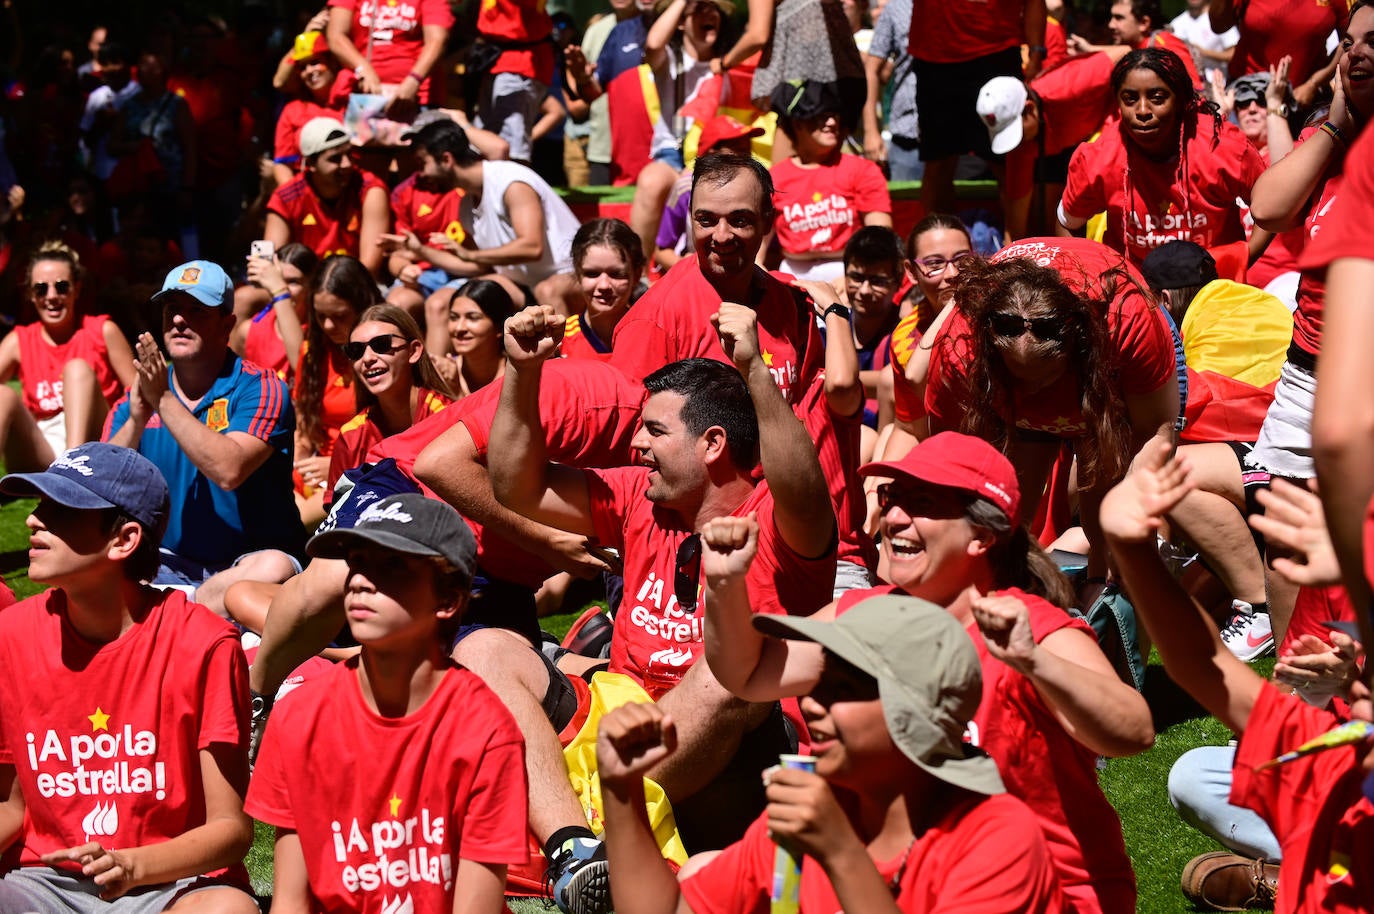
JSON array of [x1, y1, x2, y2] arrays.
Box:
[[0, 501, 1274, 912]]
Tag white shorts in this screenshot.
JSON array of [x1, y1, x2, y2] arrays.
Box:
[[37, 412, 66, 459], [1247, 359, 1316, 480]]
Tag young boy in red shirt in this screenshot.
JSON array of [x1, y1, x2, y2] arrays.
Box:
[[247, 493, 529, 914], [0, 442, 257, 913]]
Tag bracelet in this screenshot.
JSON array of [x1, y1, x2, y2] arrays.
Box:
[[1321, 120, 1349, 147], [1027, 44, 1048, 57], [823, 303, 851, 322], [270, 291, 292, 305], [407, 70, 425, 84]]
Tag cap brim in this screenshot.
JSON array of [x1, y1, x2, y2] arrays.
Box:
[[151, 286, 230, 311], [989, 119, 1023, 156], [307, 526, 446, 561], [0, 472, 117, 511], [858, 456, 979, 496]]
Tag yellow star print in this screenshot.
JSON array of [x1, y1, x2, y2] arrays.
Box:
[[389, 794, 402, 817], [89, 708, 110, 732], [811, 192, 822, 202], [762, 351, 774, 367]]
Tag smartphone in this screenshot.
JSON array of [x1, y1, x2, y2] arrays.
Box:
[[250, 240, 275, 260]]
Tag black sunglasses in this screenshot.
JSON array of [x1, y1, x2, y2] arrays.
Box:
[[988, 311, 1062, 342], [32, 280, 72, 297], [674, 534, 702, 611], [342, 334, 403, 361]]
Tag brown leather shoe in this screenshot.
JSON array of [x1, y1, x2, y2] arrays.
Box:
[[1181, 851, 1279, 911]]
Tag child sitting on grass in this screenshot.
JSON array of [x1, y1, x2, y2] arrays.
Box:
[[246, 493, 529, 914], [0, 442, 257, 913], [596, 592, 1065, 913]]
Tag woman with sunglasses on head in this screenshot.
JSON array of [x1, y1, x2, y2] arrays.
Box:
[[327, 304, 456, 493], [294, 255, 379, 519], [1057, 47, 1268, 269], [561, 219, 645, 362], [438, 278, 519, 397], [0, 241, 135, 473], [702, 432, 1153, 914], [923, 239, 1179, 591], [234, 242, 319, 382]]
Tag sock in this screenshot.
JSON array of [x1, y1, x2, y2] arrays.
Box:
[[544, 825, 598, 860]]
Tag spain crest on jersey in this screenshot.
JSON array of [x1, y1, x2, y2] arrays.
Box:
[[206, 398, 229, 432]]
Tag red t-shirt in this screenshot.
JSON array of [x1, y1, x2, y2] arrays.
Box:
[[1231, 682, 1374, 914], [274, 97, 346, 168], [888, 310, 926, 426], [771, 154, 891, 258], [1043, 17, 1069, 73], [837, 585, 1134, 913], [268, 170, 389, 260], [1228, 0, 1349, 86], [680, 792, 1064, 913], [1006, 52, 1118, 200], [1295, 124, 1367, 355], [390, 174, 466, 243], [243, 307, 298, 384], [908, 0, 1026, 63], [610, 259, 823, 406], [926, 238, 1176, 438], [560, 313, 615, 362], [16, 315, 124, 421], [1061, 115, 1266, 265], [369, 360, 646, 589], [247, 660, 529, 914], [328, 0, 455, 103], [587, 466, 836, 698], [328, 388, 454, 490], [0, 589, 249, 884], [798, 374, 877, 571], [295, 342, 358, 457], [478, 0, 555, 84]]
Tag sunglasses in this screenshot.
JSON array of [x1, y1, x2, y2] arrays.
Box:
[[342, 334, 404, 361], [32, 280, 72, 297], [913, 251, 973, 278], [987, 311, 1062, 342], [674, 534, 702, 611]]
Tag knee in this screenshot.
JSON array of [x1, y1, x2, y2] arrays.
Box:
[[236, 549, 299, 586], [61, 357, 97, 387], [425, 288, 455, 323], [453, 628, 548, 692], [1168, 745, 1234, 813], [386, 284, 424, 317]]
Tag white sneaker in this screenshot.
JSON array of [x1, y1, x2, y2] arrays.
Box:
[[1221, 605, 1274, 661]]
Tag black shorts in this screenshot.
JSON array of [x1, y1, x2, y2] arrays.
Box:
[[914, 47, 1023, 160]]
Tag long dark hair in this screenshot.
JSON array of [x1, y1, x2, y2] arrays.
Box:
[[353, 303, 456, 414], [951, 257, 1130, 489], [298, 255, 381, 449]]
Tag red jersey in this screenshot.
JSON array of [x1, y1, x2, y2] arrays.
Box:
[[1061, 114, 1266, 265], [926, 238, 1176, 438], [1228, 0, 1349, 86], [1232, 682, 1374, 914], [610, 259, 824, 406], [908, 0, 1026, 63], [247, 660, 528, 914], [16, 315, 124, 420], [1006, 52, 1118, 199], [798, 374, 877, 571], [0, 589, 249, 884], [477, 0, 556, 84], [274, 97, 345, 168], [268, 170, 389, 260], [369, 360, 645, 589], [837, 585, 1133, 914], [328, 0, 455, 103], [680, 793, 1064, 913], [243, 307, 299, 383], [295, 342, 358, 457], [560, 313, 615, 362], [1044, 16, 1069, 73], [1294, 124, 1363, 356], [888, 310, 926, 426], [587, 466, 836, 698], [390, 174, 465, 243], [328, 389, 453, 491], [771, 154, 891, 257]]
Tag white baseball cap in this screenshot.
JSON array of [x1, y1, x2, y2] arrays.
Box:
[[977, 76, 1030, 156], [300, 117, 352, 158]]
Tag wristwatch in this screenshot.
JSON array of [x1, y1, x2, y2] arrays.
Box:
[[823, 303, 852, 322]]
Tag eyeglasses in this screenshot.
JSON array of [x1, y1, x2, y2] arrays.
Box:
[[913, 251, 973, 278], [987, 311, 1063, 342], [342, 334, 404, 361], [674, 534, 702, 612], [845, 270, 898, 291], [32, 280, 72, 297]]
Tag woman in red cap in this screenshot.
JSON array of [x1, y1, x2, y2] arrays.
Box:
[[702, 430, 1153, 914]]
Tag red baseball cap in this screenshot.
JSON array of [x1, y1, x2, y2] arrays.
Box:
[[698, 115, 764, 155], [859, 431, 1021, 524]]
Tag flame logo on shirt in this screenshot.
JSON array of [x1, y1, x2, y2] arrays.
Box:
[[81, 801, 119, 840], [380, 896, 415, 914]]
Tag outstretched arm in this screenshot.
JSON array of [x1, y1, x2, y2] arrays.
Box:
[[1102, 437, 1264, 734]]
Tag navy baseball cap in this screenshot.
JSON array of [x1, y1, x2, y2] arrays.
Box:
[[0, 443, 170, 537], [151, 260, 234, 311]]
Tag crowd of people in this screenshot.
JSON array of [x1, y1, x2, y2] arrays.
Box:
[[0, 0, 1371, 912]]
